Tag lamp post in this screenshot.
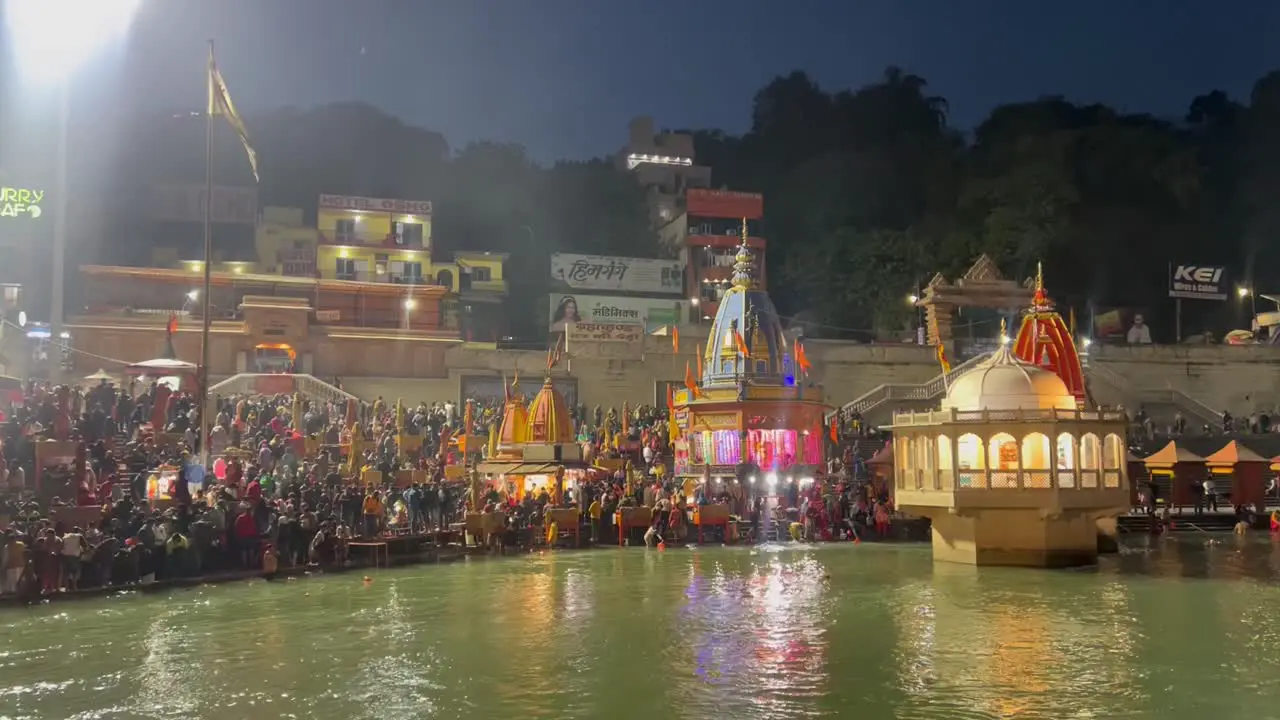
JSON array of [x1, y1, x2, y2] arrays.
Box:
[[5, 0, 142, 367]]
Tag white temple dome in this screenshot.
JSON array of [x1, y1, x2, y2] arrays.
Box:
[[940, 346, 1076, 412]]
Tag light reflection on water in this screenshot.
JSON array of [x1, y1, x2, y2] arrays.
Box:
[[2, 536, 1280, 719]]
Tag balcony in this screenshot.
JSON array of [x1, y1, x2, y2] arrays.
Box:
[[334, 272, 434, 285], [318, 230, 427, 251]]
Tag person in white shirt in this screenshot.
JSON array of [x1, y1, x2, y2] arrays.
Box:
[[61, 528, 87, 590], [1127, 315, 1153, 344]]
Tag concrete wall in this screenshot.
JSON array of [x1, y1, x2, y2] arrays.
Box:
[[1090, 344, 1280, 414], [60, 309, 1280, 414]]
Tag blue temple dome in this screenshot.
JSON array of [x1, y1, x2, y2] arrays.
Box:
[[700, 237, 790, 388]]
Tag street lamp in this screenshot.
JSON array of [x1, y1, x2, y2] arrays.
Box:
[[1238, 286, 1251, 298], [5, 0, 142, 364]]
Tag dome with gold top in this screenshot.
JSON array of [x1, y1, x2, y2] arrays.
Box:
[[941, 344, 1076, 413], [526, 376, 574, 443], [700, 232, 790, 388]]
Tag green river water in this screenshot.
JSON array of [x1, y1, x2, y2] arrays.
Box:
[[4, 536, 1280, 720]]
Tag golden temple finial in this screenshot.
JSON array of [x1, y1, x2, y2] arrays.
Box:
[[731, 218, 756, 289], [1035, 261, 1043, 292], [999, 317, 1009, 345]]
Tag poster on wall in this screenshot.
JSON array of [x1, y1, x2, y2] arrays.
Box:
[[460, 374, 578, 408], [548, 293, 689, 333]]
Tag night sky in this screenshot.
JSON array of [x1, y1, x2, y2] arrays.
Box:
[[21, 0, 1280, 161]]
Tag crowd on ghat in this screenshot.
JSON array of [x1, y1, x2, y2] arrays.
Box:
[[0, 379, 891, 600]]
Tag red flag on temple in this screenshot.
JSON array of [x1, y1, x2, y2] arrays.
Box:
[[166, 312, 179, 336], [672, 326, 680, 354], [684, 361, 698, 395]]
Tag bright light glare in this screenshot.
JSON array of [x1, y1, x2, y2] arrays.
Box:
[[766, 472, 778, 487], [6, 0, 142, 85], [186, 290, 198, 301], [907, 294, 919, 305], [1238, 286, 1251, 298], [403, 298, 417, 310], [1082, 337, 1092, 349]]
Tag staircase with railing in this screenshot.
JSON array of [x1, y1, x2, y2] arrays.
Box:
[[832, 351, 994, 419], [1084, 363, 1221, 427], [207, 374, 359, 405]]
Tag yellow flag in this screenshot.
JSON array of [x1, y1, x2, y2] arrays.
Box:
[[208, 45, 260, 182]]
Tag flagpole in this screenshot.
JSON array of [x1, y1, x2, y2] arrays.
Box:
[[198, 39, 215, 466]]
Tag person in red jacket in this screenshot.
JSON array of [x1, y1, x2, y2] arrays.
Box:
[[234, 509, 259, 569]]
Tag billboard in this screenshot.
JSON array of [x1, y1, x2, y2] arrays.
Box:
[[550, 253, 683, 295], [148, 184, 258, 225], [0, 186, 44, 220], [686, 189, 763, 220], [549, 293, 689, 333], [1169, 264, 1229, 301], [318, 194, 432, 215]]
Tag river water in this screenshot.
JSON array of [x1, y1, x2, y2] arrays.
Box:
[[4, 535, 1280, 720]]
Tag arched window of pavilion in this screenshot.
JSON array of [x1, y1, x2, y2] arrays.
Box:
[[1055, 433, 1076, 470], [1021, 433, 1050, 470], [1080, 433, 1101, 470], [1102, 434, 1123, 470], [988, 433, 1018, 471]]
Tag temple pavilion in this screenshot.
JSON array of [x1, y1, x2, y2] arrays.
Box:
[[890, 323, 1130, 568], [672, 223, 826, 501], [477, 374, 588, 504]]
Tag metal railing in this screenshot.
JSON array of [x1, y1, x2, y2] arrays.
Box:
[[1085, 363, 1220, 426], [207, 373, 358, 404], [833, 351, 994, 418]]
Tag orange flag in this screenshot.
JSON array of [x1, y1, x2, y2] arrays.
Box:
[[936, 342, 951, 374], [166, 312, 179, 335], [672, 326, 680, 354], [666, 385, 675, 411], [795, 341, 812, 374], [684, 361, 698, 395], [828, 416, 838, 443], [733, 330, 750, 358], [695, 343, 703, 378]]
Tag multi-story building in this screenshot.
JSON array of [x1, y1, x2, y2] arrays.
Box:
[[658, 189, 766, 321], [616, 116, 712, 229]]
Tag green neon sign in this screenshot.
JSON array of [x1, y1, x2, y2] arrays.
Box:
[[0, 187, 44, 219]]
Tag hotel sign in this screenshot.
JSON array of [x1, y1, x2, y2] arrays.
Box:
[[550, 253, 683, 295], [548, 292, 690, 332], [318, 194, 432, 216], [0, 187, 44, 219]]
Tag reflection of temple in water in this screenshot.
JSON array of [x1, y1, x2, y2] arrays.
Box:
[[893, 565, 1139, 718]]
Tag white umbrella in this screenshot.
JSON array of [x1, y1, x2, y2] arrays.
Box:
[[83, 369, 115, 382]]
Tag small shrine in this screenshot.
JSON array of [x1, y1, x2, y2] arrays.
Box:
[[890, 322, 1130, 568], [672, 221, 826, 505], [477, 373, 588, 504]]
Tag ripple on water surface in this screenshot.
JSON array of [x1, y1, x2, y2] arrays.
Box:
[[3, 537, 1280, 719]]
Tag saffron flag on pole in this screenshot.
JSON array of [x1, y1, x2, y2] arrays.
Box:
[[684, 361, 698, 396], [733, 330, 751, 358], [672, 326, 680, 354], [166, 312, 179, 336], [208, 46, 260, 182], [795, 340, 812, 375], [936, 342, 951, 375], [695, 342, 703, 379]]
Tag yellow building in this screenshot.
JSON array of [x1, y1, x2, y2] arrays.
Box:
[[315, 193, 434, 283]]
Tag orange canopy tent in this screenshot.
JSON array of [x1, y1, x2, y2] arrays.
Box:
[[1142, 441, 1206, 509], [1204, 440, 1268, 507]]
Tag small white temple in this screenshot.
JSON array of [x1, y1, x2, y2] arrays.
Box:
[[890, 327, 1129, 567]]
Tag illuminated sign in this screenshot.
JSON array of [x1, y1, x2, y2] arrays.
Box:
[[318, 194, 432, 215], [0, 187, 44, 219]]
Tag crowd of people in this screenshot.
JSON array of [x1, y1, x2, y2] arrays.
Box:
[[0, 378, 892, 601]]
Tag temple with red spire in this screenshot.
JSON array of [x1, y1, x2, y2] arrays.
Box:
[[1011, 263, 1087, 408]]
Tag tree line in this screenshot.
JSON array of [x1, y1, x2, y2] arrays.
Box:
[[114, 68, 1280, 342]]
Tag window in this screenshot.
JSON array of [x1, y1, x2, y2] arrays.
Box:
[[471, 266, 491, 282], [402, 262, 423, 282], [393, 221, 424, 248], [335, 258, 355, 279], [435, 269, 454, 288], [375, 253, 389, 275], [335, 218, 356, 242]]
